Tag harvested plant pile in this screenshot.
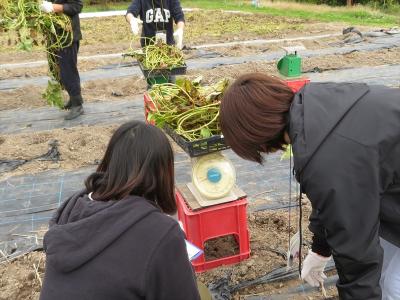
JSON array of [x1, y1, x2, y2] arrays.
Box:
[[0, 0, 72, 108], [148, 77, 229, 141], [126, 40, 185, 71]]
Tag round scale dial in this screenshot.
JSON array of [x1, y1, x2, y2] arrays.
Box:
[[191, 153, 236, 200]]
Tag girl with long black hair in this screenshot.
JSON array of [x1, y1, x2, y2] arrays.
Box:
[[40, 121, 200, 300]]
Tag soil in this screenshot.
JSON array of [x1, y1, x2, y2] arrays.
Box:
[[0, 125, 117, 180], [1, 47, 399, 111], [0, 10, 356, 63], [0, 251, 45, 300], [204, 35, 343, 57], [0, 57, 131, 80], [0, 126, 186, 180], [0, 35, 351, 80], [205, 235, 240, 261], [197, 205, 338, 299], [0, 76, 146, 111], [0, 206, 337, 300]]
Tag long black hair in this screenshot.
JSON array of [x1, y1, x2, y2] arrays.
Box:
[[85, 121, 176, 214]]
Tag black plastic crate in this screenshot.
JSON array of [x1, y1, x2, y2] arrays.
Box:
[[164, 125, 229, 157], [139, 61, 187, 78]]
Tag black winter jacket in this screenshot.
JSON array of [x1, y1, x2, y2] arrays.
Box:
[[52, 0, 83, 41], [40, 191, 200, 300], [289, 82, 400, 300], [127, 0, 184, 47]]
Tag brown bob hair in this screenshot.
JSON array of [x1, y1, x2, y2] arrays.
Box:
[[220, 73, 294, 164], [85, 121, 176, 214]]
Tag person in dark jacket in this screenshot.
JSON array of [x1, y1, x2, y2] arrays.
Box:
[[40, 121, 201, 300], [219, 73, 400, 300], [40, 0, 84, 120], [126, 0, 185, 49]]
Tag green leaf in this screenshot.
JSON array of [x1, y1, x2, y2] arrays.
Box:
[[18, 39, 33, 51], [280, 145, 293, 161], [147, 112, 154, 122], [42, 80, 64, 109], [175, 77, 186, 87], [192, 76, 203, 85], [200, 127, 212, 138]]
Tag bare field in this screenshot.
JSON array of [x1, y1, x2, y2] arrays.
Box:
[[0, 7, 397, 299]]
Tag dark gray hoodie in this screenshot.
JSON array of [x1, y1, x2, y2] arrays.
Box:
[[40, 191, 200, 300], [289, 82, 400, 300]]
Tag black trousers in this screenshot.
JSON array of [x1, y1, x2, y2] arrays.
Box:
[[57, 41, 81, 98]]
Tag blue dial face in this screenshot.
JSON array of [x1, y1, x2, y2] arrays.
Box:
[[207, 168, 222, 183]]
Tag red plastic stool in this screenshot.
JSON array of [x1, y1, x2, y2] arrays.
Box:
[[176, 189, 250, 273], [144, 92, 155, 125], [285, 77, 310, 92]]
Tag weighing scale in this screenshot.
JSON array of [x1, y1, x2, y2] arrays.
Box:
[[184, 152, 246, 209], [171, 132, 251, 274], [163, 124, 246, 209]]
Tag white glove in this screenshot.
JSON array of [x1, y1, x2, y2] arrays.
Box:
[[40, 1, 54, 13], [301, 250, 331, 287], [173, 28, 184, 49], [129, 17, 139, 36]]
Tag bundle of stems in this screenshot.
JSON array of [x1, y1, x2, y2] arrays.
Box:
[[148, 77, 229, 141], [0, 0, 73, 108], [125, 39, 185, 71]]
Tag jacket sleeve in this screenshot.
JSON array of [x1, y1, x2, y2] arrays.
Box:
[[62, 0, 83, 17], [127, 0, 141, 18], [309, 209, 332, 257], [170, 0, 185, 23], [303, 134, 383, 300], [145, 224, 200, 300]]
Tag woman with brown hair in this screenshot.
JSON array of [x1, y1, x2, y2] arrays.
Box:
[[219, 73, 400, 300], [40, 121, 200, 300]]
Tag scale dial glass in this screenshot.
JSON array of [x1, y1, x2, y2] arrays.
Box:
[[191, 153, 236, 200]]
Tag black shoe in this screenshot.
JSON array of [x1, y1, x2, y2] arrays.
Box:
[[63, 99, 72, 110], [65, 94, 83, 110], [64, 105, 84, 120]]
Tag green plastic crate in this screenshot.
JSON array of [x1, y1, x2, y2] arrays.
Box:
[[147, 75, 169, 87]]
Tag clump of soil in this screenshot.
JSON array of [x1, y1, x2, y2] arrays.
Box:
[[0, 251, 45, 300], [204, 235, 240, 261]]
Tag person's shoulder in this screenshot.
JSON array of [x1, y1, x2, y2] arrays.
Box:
[[130, 196, 181, 235], [147, 208, 180, 233]]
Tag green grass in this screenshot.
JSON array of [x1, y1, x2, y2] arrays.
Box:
[[180, 0, 399, 26], [82, 0, 399, 27], [82, 1, 131, 12]]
